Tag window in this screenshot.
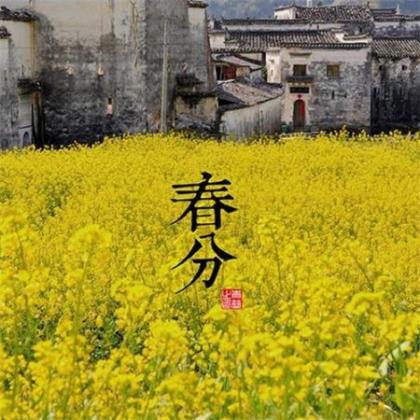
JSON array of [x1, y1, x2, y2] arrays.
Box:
[[293, 64, 307, 76], [402, 65, 407, 71], [107, 98, 113, 116], [331, 91, 335, 100], [290, 86, 310, 94], [327, 64, 340, 78]]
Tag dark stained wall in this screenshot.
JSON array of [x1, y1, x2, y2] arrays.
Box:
[[0, 0, 212, 146], [372, 57, 420, 131]]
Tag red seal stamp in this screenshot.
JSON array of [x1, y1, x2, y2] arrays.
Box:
[[221, 288, 243, 310]]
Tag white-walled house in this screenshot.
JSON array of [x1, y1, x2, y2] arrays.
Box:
[[209, 3, 420, 133], [265, 31, 371, 131]]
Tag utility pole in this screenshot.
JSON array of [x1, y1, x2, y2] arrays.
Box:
[[160, 16, 169, 134]]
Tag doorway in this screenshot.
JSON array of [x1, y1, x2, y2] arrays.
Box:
[[293, 99, 305, 130]]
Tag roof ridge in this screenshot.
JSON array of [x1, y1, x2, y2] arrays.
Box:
[[0, 6, 37, 22], [374, 36, 420, 41], [228, 28, 337, 34], [295, 4, 366, 9]]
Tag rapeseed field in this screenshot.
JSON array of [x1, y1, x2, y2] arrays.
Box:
[[0, 132, 419, 419]]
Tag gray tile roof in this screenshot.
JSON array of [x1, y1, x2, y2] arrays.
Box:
[[213, 54, 262, 70], [0, 6, 36, 22], [219, 8, 419, 27], [276, 5, 372, 22], [187, 0, 207, 8], [372, 38, 420, 58], [373, 14, 420, 22], [217, 79, 283, 107], [221, 18, 309, 26], [219, 30, 369, 52], [176, 73, 203, 87], [371, 8, 397, 16]]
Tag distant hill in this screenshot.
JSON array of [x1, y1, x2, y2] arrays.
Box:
[[206, 0, 420, 18]]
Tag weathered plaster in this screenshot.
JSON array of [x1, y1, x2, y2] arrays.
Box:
[[0, 18, 35, 148], [0, 0, 214, 147], [220, 96, 283, 139], [372, 57, 420, 131]]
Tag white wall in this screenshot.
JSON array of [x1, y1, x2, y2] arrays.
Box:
[[274, 7, 296, 20], [267, 50, 281, 83], [209, 31, 227, 50], [0, 20, 35, 78], [0, 0, 130, 41], [188, 4, 213, 89], [221, 96, 282, 139]]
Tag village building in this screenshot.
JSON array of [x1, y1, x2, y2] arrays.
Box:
[[372, 38, 420, 130], [265, 30, 371, 131], [217, 79, 283, 139], [1, 2, 420, 148], [274, 4, 373, 34], [210, 3, 420, 133], [0, 0, 215, 149], [372, 8, 420, 38], [209, 4, 375, 45]]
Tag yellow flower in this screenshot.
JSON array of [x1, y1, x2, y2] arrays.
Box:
[[0, 131, 418, 418]]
